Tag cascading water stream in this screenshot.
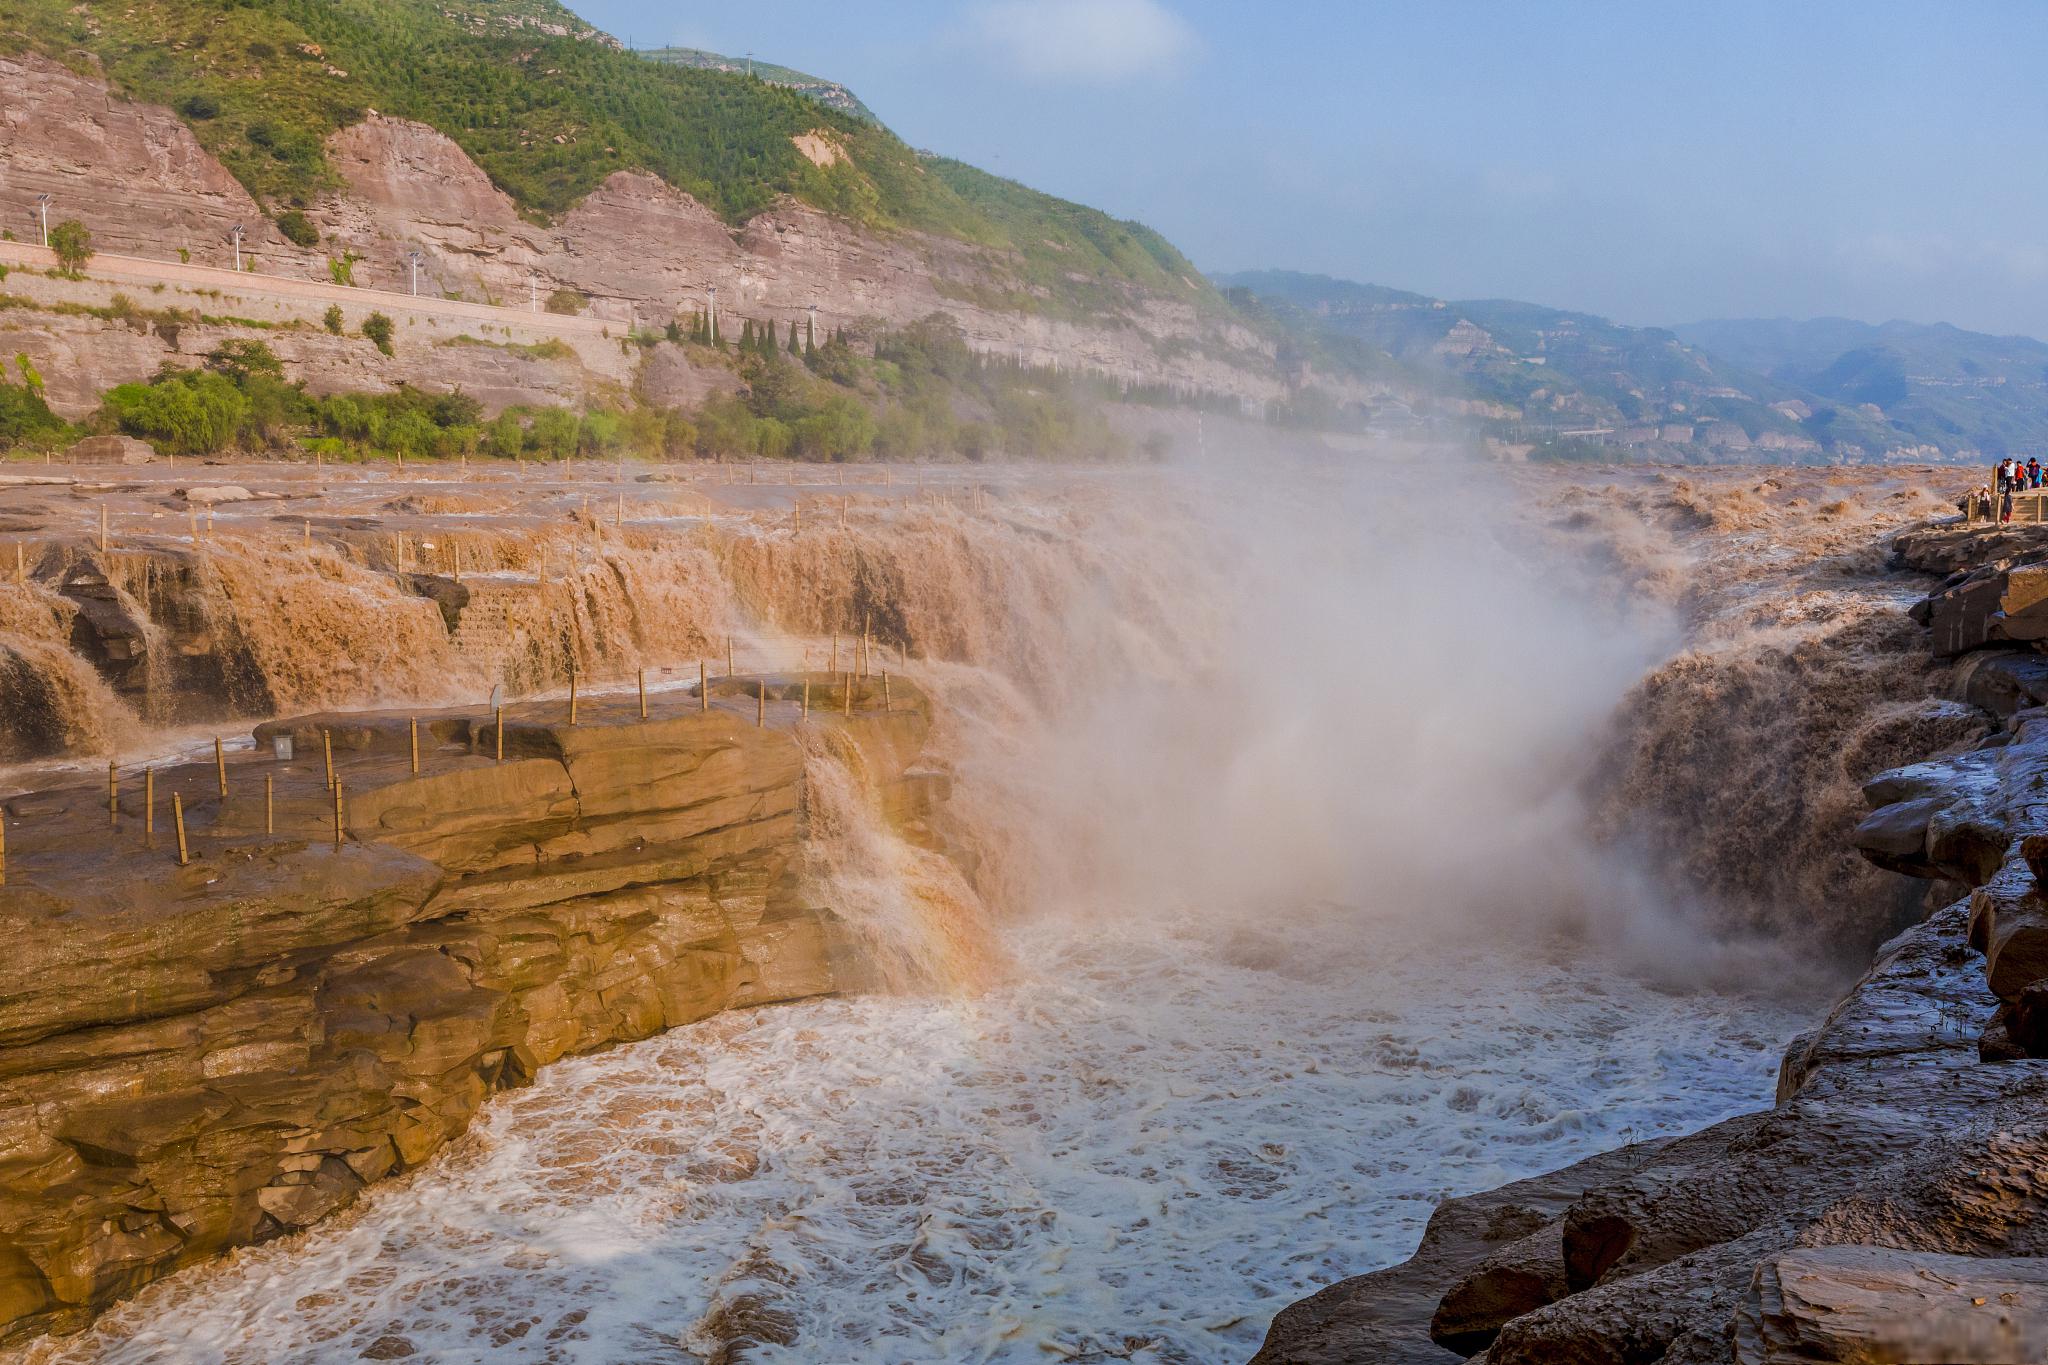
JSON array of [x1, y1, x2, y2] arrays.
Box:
[[13, 456, 1963, 1363]]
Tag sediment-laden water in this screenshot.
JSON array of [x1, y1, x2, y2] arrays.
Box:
[[4, 458, 1965, 1361], [29, 909, 1802, 1365]]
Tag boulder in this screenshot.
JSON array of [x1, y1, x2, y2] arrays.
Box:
[[64, 435, 154, 466], [179, 485, 254, 505], [1922, 561, 2048, 657]]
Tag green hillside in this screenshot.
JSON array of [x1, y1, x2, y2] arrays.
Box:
[[0, 0, 1204, 315], [639, 47, 880, 124]]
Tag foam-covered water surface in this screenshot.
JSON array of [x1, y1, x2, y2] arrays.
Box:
[[38, 910, 1804, 1365]]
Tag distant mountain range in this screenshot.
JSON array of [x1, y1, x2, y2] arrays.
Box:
[[1670, 318, 2048, 457], [1219, 270, 2048, 462]]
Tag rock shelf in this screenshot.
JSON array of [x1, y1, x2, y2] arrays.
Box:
[[1253, 520, 2048, 1365], [0, 675, 941, 1344]]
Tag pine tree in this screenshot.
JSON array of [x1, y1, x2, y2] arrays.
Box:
[[788, 320, 801, 356], [741, 319, 756, 349]]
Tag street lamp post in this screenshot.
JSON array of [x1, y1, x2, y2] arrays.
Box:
[[707, 286, 718, 345], [405, 250, 424, 297], [227, 223, 244, 272], [34, 195, 50, 247]]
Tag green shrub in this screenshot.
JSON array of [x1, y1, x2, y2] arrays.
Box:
[[323, 304, 345, 335], [544, 289, 586, 316], [105, 370, 249, 456], [204, 338, 285, 385], [362, 312, 395, 356], [48, 220, 92, 278], [0, 354, 64, 448], [275, 210, 319, 247], [175, 93, 220, 120], [526, 407, 579, 461]]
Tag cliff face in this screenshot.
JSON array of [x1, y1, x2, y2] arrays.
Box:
[[1253, 518, 2048, 1365], [0, 678, 942, 1345], [0, 53, 1280, 408]]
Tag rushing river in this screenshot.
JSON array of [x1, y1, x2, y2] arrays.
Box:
[[35, 906, 1803, 1365]]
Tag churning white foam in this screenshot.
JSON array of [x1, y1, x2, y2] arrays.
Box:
[[35, 909, 1802, 1365]]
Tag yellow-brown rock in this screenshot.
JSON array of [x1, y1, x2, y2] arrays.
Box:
[[0, 678, 940, 1346]]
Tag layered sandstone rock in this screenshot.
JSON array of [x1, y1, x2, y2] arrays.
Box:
[[0, 679, 940, 1345]]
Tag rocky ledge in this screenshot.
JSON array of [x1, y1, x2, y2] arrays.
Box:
[[0, 675, 941, 1345], [1253, 522, 2048, 1365]]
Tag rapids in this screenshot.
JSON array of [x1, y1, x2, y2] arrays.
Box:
[[2, 455, 1963, 1362], [24, 914, 1802, 1365]]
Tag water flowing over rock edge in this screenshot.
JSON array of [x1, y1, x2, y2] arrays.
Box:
[[0, 679, 972, 1346], [1252, 518, 2048, 1365]]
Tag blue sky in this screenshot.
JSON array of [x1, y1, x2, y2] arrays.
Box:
[[572, 1, 2048, 337]]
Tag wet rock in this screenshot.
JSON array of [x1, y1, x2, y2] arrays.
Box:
[[1429, 1221, 1569, 1355], [1956, 649, 2048, 716], [179, 485, 256, 505], [1250, 1148, 1656, 1365], [1733, 1246, 2048, 1364], [1256, 900, 2029, 1365], [1850, 795, 1941, 875]]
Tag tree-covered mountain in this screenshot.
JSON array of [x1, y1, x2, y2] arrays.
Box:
[[0, 0, 1207, 316], [1672, 318, 2048, 457], [638, 47, 879, 124]]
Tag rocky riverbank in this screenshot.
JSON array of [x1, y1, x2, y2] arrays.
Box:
[[0, 675, 948, 1346], [1253, 516, 2048, 1364]]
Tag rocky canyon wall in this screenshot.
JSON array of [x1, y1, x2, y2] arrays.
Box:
[[0, 53, 1282, 410], [0, 681, 949, 1346]]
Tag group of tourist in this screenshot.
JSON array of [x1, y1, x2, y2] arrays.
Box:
[[1964, 457, 2047, 523]]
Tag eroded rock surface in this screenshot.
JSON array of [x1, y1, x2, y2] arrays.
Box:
[[0, 681, 941, 1345], [1734, 1246, 2048, 1364], [1254, 517, 2048, 1364], [0, 53, 1285, 409]]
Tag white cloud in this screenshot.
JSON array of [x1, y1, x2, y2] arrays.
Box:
[[967, 0, 1198, 83]]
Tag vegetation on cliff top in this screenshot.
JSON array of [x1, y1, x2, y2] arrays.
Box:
[[639, 46, 880, 124], [5, 311, 1140, 464], [0, 0, 1205, 316]]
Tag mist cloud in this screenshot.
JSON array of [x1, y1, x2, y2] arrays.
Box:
[[965, 0, 1197, 83]]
